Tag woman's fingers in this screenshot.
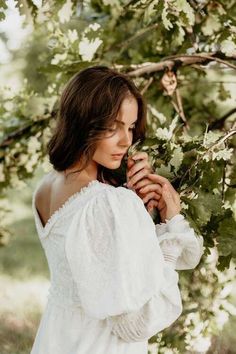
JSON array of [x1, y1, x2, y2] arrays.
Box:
[[146, 199, 159, 213], [127, 158, 147, 177], [147, 173, 179, 198], [129, 171, 181, 220], [142, 191, 160, 204], [127, 157, 135, 170], [128, 168, 151, 187], [133, 178, 161, 191], [157, 197, 166, 209], [147, 173, 169, 185], [138, 183, 162, 194], [127, 152, 152, 187], [129, 152, 151, 173], [161, 184, 181, 220]]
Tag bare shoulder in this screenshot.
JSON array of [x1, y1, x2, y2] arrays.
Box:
[[34, 171, 56, 210]]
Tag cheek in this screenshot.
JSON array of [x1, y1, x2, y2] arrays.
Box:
[[100, 135, 118, 150], [95, 136, 117, 156]]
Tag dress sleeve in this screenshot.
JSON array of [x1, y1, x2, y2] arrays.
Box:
[[65, 187, 183, 342], [155, 214, 204, 270]]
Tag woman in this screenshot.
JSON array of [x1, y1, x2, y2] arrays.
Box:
[[31, 66, 203, 354]]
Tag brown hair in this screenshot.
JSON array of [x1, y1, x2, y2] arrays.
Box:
[[47, 65, 147, 186]]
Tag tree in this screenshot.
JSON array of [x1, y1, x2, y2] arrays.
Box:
[[0, 0, 236, 352]]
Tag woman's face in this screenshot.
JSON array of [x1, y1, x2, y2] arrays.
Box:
[[93, 96, 138, 169]]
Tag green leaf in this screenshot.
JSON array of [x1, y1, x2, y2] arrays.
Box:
[[218, 83, 231, 101], [202, 14, 221, 36], [217, 254, 232, 271], [203, 131, 223, 148], [175, 0, 195, 26], [162, 3, 173, 30], [0, 10, 5, 21], [0, 0, 7, 10], [155, 163, 173, 178], [187, 190, 223, 226], [216, 216, 236, 258], [171, 22, 185, 46], [221, 39, 236, 56], [212, 148, 233, 161], [25, 0, 38, 18], [169, 145, 184, 172]]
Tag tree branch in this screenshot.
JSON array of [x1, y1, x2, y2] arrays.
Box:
[[209, 108, 236, 130], [0, 112, 55, 149], [126, 53, 236, 77]]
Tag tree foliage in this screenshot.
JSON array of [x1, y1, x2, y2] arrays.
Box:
[[0, 0, 236, 352]]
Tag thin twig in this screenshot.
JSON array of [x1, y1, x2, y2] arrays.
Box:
[[222, 160, 227, 203], [209, 108, 236, 130], [111, 23, 159, 51], [140, 77, 153, 94], [179, 128, 236, 187]]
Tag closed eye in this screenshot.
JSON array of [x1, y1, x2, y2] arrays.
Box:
[[108, 126, 136, 132]]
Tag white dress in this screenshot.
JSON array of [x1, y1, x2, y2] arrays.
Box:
[[30, 179, 203, 354]]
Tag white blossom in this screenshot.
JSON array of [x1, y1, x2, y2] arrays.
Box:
[[67, 29, 78, 44], [58, 0, 73, 24], [51, 52, 67, 65], [78, 23, 102, 62], [221, 39, 236, 56], [212, 148, 233, 161], [148, 104, 167, 124], [27, 136, 41, 154], [25, 154, 40, 173]]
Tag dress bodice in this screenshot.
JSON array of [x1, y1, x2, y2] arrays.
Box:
[[32, 180, 111, 309]]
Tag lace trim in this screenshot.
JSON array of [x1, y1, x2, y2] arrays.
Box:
[[32, 179, 104, 238]]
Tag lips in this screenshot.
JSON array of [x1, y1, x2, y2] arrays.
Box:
[[111, 153, 125, 160], [112, 154, 125, 158], [112, 152, 126, 156]]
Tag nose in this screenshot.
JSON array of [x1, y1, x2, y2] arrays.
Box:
[[118, 130, 132, 148]]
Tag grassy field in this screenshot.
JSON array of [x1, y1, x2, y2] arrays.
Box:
[[0, 171, 236, 354]]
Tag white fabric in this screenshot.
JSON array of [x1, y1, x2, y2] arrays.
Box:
[[155, 214, 204, 270], [30, 179, 203, 354]]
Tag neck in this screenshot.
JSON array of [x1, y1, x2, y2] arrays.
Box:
[[63, 160, 98, 181]]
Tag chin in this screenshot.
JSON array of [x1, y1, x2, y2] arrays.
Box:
[[110, 162, 122, 168], [101, 161, 122, 170]]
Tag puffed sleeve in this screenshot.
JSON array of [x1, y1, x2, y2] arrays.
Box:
[[155, 214, 204, 270], [65, 186, 183, 342]]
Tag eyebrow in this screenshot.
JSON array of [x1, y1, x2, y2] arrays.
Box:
[[114, 119, 137, 126]]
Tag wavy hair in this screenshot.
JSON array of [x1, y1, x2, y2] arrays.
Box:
[[47, 66, 147, 186]]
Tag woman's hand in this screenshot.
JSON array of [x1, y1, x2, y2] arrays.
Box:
[[126, 152, 153, 189], [137, 173, 182, 222], [126, 153, 181, 221], [126, 152, 159, 213]]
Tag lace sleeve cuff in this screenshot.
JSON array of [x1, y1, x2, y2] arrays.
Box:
[[155, 214, 204, 270]]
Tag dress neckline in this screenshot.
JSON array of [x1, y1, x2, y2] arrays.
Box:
[[32, 179, 105, 238]]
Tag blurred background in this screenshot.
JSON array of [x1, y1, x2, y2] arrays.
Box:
[[0, 1, 236, 353]]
